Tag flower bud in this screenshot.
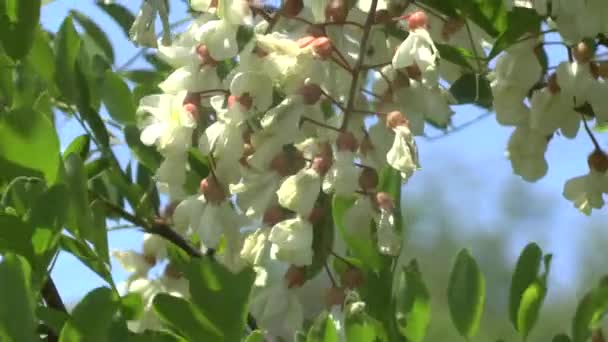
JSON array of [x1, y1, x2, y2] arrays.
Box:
[[375, 192, 395, 211], [253, 45, 269, 58], [282, 0, 303, 18], [196, 44, 218, 66], [325, 0, 347, 23], [285, 265, 307, 288], [405, 64, 422, 81], [263, 206, 286, 226], [547, 73, 560, 94], [297, 35, 316, 48], [200, 176, 226, 204], [143, 254, 157, 266], [386, 111, 409, 129], [572, 41, 594, 64], [228, 93, 253, 110], [299, 83, 323, 104], [311, 37, 333, 59], [342, 267, 364, 289], [406, 11, 428, 31], [358, 168, 379, 191], [306, 25, 326, 38], [183, 103, 200, 121], [164, 263, 183, 279], [312, 155, 332, 176], [270, 152, 292, 176], [325, 286, 346, 307], [588, 149, 608, 173], [307, 206, 325, 224], [336, 132, 358, 152]]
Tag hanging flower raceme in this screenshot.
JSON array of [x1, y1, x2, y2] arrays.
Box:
[[563, 150, 608, 215]]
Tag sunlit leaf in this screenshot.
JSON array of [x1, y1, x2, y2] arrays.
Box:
[[447, 249, 485, 338]]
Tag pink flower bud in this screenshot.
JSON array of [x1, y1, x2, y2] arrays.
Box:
[[375, 192, 395, 211], [299, 83, 323, 104], [312, 37, 333, 59], [406, 11, 428, 31]]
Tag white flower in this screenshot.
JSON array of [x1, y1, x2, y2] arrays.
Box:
[[386, 125, 420, 182], [276, 168, 321, 217], [587, 80, 608, 124], [392, 29, 439, 84], [343, 195, 375, 236], [323, 151, 360, 196], [241, 227, 272, 266], [126, 278, 164, 332], [491, 81, 530, 126], [196, 20, 240, 61], [563, 170, 608, 215], [155, 152, 188, 200], [249, 273, 303, 334], [494, 44, 542, 92], [142, 233, 167, 260], [529, 87, 580, 138], [112, 250, 153, 286], [130, 0, 167, 48], [506, 125, 549, 182], [230, 169, 282, 218], [138, 92, 196, 154], [230, 71, 275, 115], [555, 61, 596, 106], [159, 64, 221, 94], [269, 217, 314, 266]]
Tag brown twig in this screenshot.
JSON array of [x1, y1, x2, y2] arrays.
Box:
[[341, 0, 379, 131]]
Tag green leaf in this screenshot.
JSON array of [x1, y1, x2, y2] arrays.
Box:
[[458, 0, 507, 37], [121, 292, 144, 321], [236, 25, 255, 52], [0, 214, 35, 262], [245, 330, 266, 342], [510, 243, 543, 327], [0, 108, 60, 183], [447, 249, 485, 339], [396, 260, 431, 342], [130, 330, 187, 342], [450, 73, 493, 108], [85, 157, 111, 179], [1, 176, 45, 215], [124, 125, 162, 170], [63, 153, 94, 239], [188, 148, 209, 178], [122, 69, 166, 84], [26, 28, 56, 91], [55, 16, 81, 103], [153, 293, 223, 340], [102, 71, 136, 124], [71, 10, 115, 63], [488, 7, 543, 60], [185, 258, 256, 341], [332, 195, 382, 271], [29, 184, 70, 266], [435, 43, 476, 70], [59, 235, 113, 284], [307, 311, 339, 342], [90, 199, 110, 264], [79, 105, 110, 148], [0, 0, 41, 60], [37, 306, 69, 336], [59, 287, 120, 342], [553, 334, 572, 342], [572, 280, 608, 342], [0, 254, 36, 342], [378, 166, 403, 233], [97, 3, 135, 39], [344, 303, 385, 342], [517, 281, 545, 339], [64, 135, 91, 161]]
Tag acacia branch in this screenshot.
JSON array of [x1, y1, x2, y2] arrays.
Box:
[[341, 0, 379, 131]]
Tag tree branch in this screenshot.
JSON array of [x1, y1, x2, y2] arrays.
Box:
[[42, 277, 67, 342]]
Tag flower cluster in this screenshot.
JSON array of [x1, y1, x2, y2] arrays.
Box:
[[113, 0, 608, 338]]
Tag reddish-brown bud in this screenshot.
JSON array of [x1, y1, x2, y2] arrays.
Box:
[[228, 93, 253, 110], [306, 25, 326, 38], [588, 149, 608, 173], [253, 45, 269, 58], [164, 263, 183, 279], [200, 176, 226, 204], [336, 132, 358, 152], [312, 155, 333, 176], [572, 41, 594, 64], [263, 206, 286, 226], [282, 0, 304, 17], [325, 287, 346, 307], [342, 267, 364, 289], [405, 64, 422, 81], [359, 168, 379, 191], [196, 44, 218, 66], [297, 35, 317, 48], [312, 37, 333, 59], [386, 111, 408, 129], [375, 192, 395, 211], [183, 103, 200, 121], [299, 83, 323, 105], [407, 11, 428, 30], [163, 201, 179, 219], [307, 206, 325, 224], [325, 0, 347, 23], [285, 265, 307, 288], [270, 152, 292, 176], [143, 254, 157, 266], [547, 73, 560, 94]]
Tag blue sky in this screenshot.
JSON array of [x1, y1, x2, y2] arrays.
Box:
[[40, 1, 608, 303]]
